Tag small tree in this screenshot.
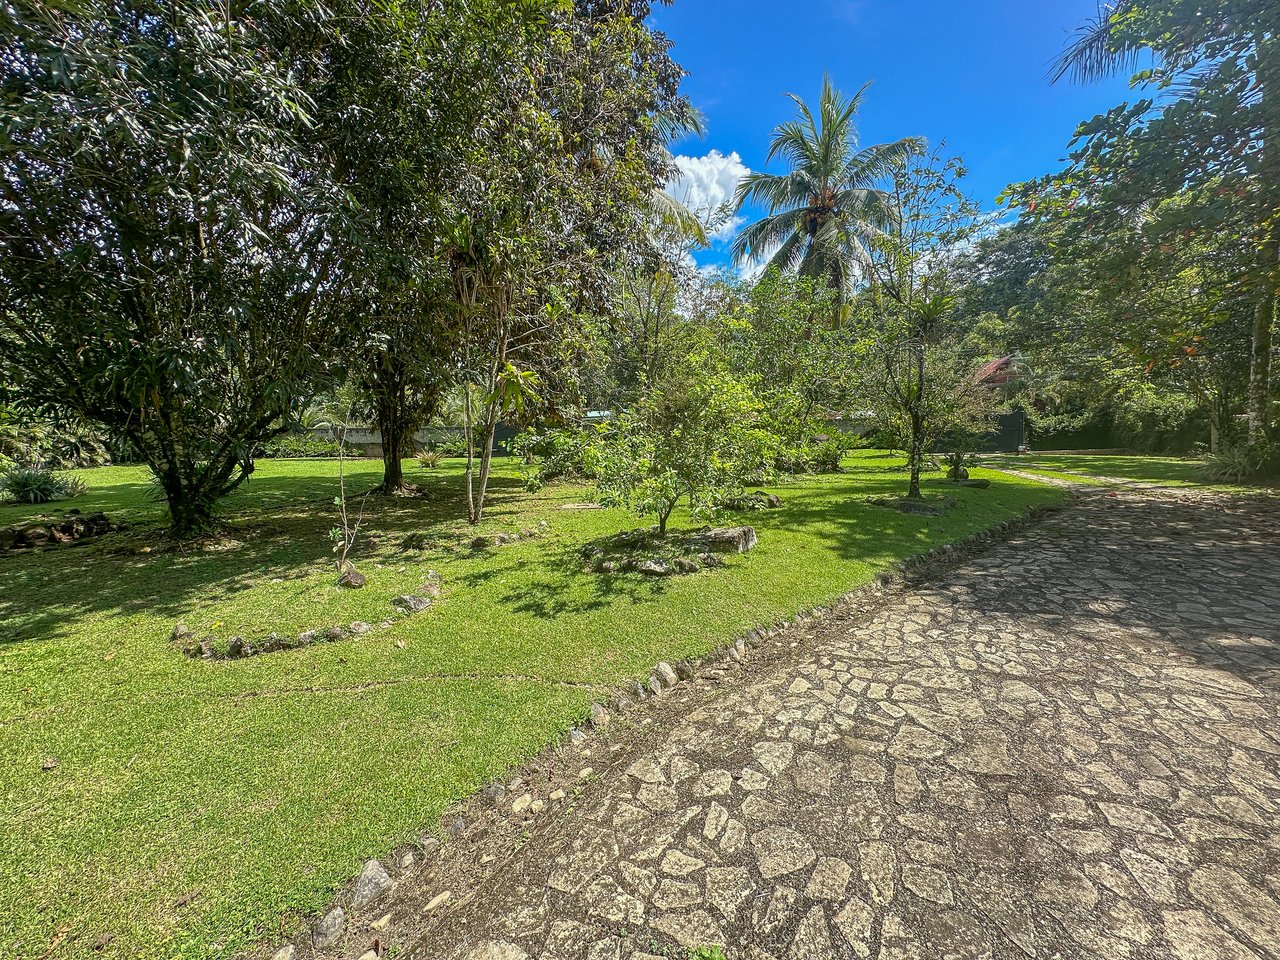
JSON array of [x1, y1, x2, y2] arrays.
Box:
[[589, 351, 775, 535], [859, 146, 986, 499]]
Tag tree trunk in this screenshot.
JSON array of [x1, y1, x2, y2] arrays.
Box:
[[1247, 243, 1276, 443], [473, 409, 498, 524], [658, 503, 671, 535], [906, 340, 926, 500]]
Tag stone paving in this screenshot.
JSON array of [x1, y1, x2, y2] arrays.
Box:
[[410, 488, 1280, 960]]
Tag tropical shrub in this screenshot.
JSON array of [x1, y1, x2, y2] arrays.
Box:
[[417, 449, 444, 469], [0, 465, 86, 504], [257, 434, 349, 459], [588, 351, 776, 534], [1200, 441, 1280, 484], [512, 427, 595, 492]]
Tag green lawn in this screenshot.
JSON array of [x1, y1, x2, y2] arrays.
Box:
[[984, 452, 1212, 487], [0, 452, 1062, 960]]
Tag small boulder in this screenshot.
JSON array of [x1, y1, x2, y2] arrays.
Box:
[[589, 702, 610, 729], [634, 558, 673, 576], [960, 478, 991, 489], [0, 526, 19, 551], [655, 662, 679, 686], [338, 567, 366, 589], [323, 626, 347, 641], [673, 557, 700, 574], [226, 636, 248, 659], [697, 552, 725, 568], [392, 594, 432, 614], [691, 526, 757, 554], [171, 623, 193, 644], [20, 525, 51, 547], [311, 907, 345, 950], [351, 859, 392, 908]]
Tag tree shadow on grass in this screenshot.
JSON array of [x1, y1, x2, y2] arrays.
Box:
[[0, 471, 528, 646]]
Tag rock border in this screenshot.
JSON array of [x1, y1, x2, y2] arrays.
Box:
[[249, 498, 1067, 960], [176, 574, 442, 661]]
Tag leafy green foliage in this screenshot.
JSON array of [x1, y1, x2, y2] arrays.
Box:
[[0, 0, 359, 534], [589, 352, 776, 534], [257, 434, 350, 460], [0, 465, 85, 504], [1200, 441, 1280, 483]]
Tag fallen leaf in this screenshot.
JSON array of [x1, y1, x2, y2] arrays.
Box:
[[41, 757, 58, 771], [395, 640, 406, 650]]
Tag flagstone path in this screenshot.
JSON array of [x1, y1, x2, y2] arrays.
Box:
[[402, 487, 1280, 960]]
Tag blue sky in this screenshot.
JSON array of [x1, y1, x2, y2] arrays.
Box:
[[654, 0, 1140, 272]]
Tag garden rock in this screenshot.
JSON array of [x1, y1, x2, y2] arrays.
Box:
[[633, 558, 673, 576], [590, 703, 610, 729], [673, 557, 700, 574], [393, 594, 432, 614], [691, 526, 757, 553], [959, 478, 991, 489], [725, 491, 782, 510], [655, 662, 678, 686], [311, 907, 345, 950], [338, 567, 367, 589], [351, 859, 392, 907]]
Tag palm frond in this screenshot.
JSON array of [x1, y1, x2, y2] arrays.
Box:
[[650, 188, 708, 245], [731, 208, 805, 265], [1050, 1, 1139, 84], [836, 137, 923, 191]]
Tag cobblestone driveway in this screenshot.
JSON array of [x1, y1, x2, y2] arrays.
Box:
[[412, 489, 1280, 960]]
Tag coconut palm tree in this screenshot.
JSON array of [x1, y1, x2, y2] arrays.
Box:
[[731, 76, 920, 301]]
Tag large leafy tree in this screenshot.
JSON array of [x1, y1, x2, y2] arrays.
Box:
[[0, 0, 354, 534], [1034, 0, 1279, 442], [731, 76, 919, 304], [447, 0, 690, 523]]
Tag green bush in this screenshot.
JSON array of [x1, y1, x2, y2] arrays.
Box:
[[1200, 441, 1280, 483], [776, 436, 853, 474], [257, 433, 349, 459], [512, 427, 594, 492], [0, 465, 87, 503]]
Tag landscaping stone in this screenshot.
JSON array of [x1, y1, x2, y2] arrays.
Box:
[[589, 703, 610, 729], [725, 490, 782, 510], [311, 907, 345, 950], [348, 621, 372, 634], [634, 558, 673, 576], [392, 594, 432, 613], [337, 567, 367, 589], [270, 946, 295, 960], [959, 478, 991, 489], [655, 661, 678, 687], [482, 782, 506, 806], [351, 860, 391, 908], [690, 525, 757, 553], [673, 557, 700, 573]]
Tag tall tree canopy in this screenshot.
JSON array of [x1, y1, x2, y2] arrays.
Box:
[[1013, 0, 1279, 443]]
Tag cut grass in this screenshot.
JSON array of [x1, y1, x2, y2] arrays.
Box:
[[984, 452, 1212, 487], [0, 452, 1062, 960]]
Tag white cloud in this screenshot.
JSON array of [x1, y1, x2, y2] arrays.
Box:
[[665, 149, 750, 240]]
